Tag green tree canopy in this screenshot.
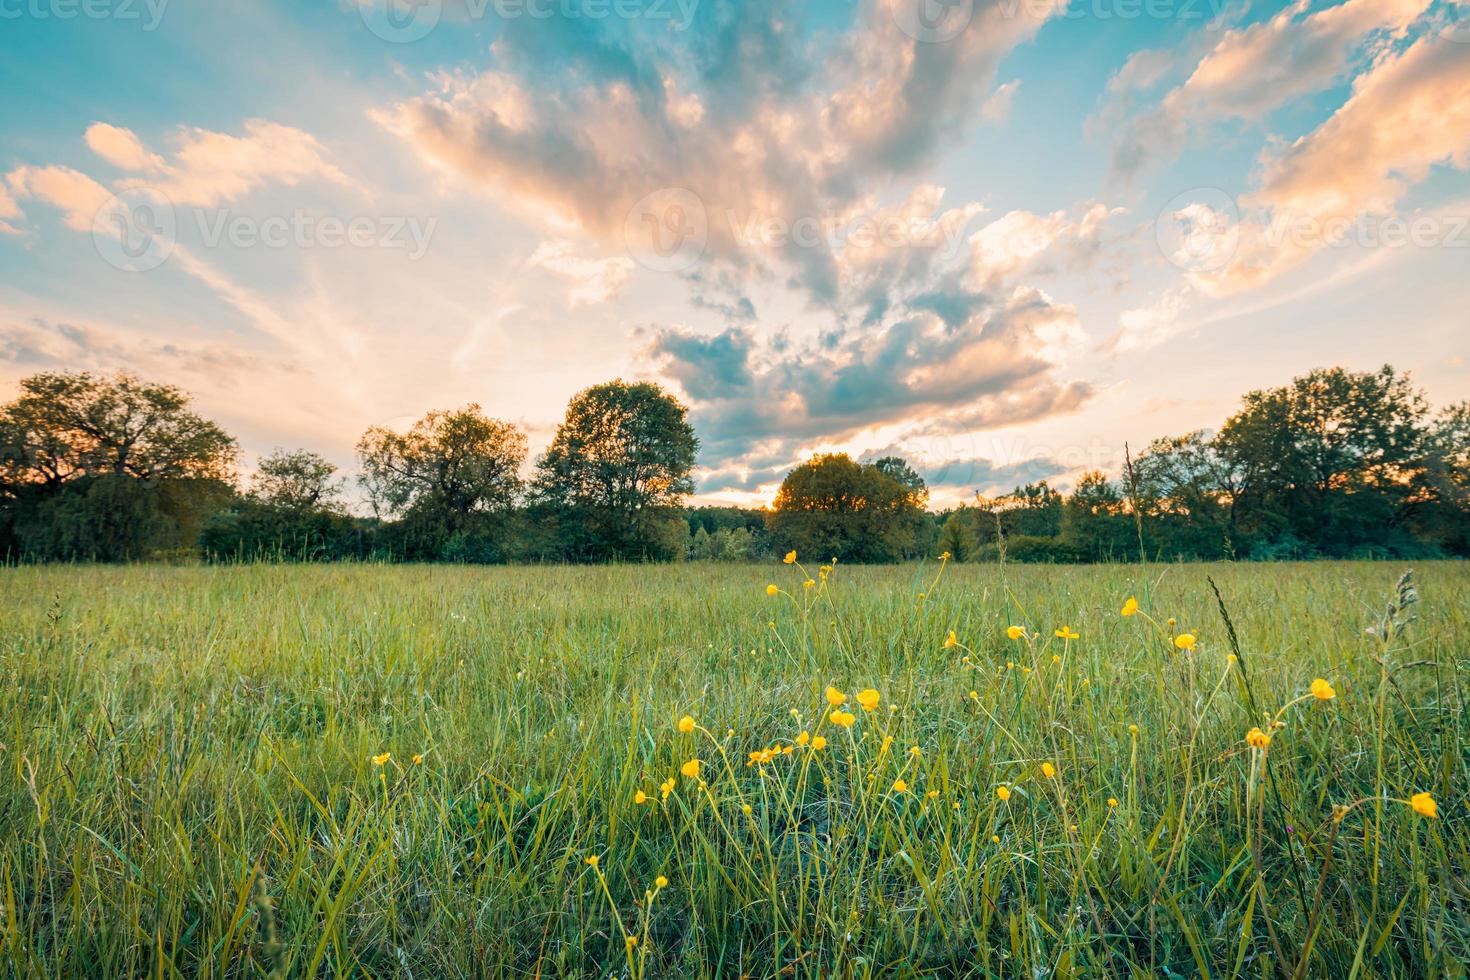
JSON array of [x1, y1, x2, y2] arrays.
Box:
[[357, 406, 526, 524], [533, 380, 697, 560], [0, 371, 237, 489], [250, 449, 344, 513], [768, 453, 925, 562]]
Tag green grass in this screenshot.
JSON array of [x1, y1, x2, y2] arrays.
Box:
[[0, 560, 1465, 977]]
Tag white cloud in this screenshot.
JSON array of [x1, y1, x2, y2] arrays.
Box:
[[527, 240, 636, 307]]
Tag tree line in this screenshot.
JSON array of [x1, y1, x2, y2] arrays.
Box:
[[1, 364, 1466, 564]]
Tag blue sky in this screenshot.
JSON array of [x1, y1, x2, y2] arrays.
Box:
[[2, 0, 1468, 505]]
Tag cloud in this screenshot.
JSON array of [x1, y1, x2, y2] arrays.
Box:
[[6, 166, 113, 232], [109, 120, 356, 207], [0, 315, 277, 382], [648, 284, 1092, 468], [527, 240, 636, 307], [980, 79, 1021, 123], [376, 0, 1068, 306], [966, 202, 1117, 289], [1201, 34, 1470, 293], [1108, 0, 1432, 177]]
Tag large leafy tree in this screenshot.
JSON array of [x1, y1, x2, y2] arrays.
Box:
[[357, 406, 526, 524], [0, 372, 237, 560], [0, 371, 237, 488], [250, 448, 344, 513], [768, 453, 925, 563], [533, 380, 698, 560], [1217, 365, 1431, 554]]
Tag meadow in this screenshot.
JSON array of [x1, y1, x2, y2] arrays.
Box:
[[0, 559, 1465, 978]]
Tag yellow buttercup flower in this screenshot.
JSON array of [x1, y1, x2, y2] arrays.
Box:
[[655, 874, 668, 888], [1175, 633, 1197, 651], [1121, 597, 1138, 617], [1055, 627, 1079, 641], [585, 855, 599, 868], [1041, 762, 1056, 778], [992, 834, 1001, 844], [680, 759, 702, 779], [1310, 678, 1336, 700], [1410, 792, 1438, 818], [371, 752, 391, 766], [1246, 727, 1271, 750], [766, 584, 779, 596], [803, 579, 816, 590], [944, 630, 958, 648], [856, 688, 880, 711], [825, 686, 848, 707], [892, 779, 908, 793], [829, 710, 856, 728], [783, 550, 797, 564], [938, 551, 951, 561], [634, 790, 648, 804], [909, 745, 922, 758], [810, 735, 828, 750], [796, 731, 810, 746], [996, 785, 1011, 801], [410, 754, 424, 765], [1107, 797, 1119, 808], [678, 715, 695, 733], [1128, 724, 1139, 736], [1006, 625, 1026, 641]]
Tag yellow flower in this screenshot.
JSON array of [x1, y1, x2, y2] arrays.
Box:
[[1246, 727, 1271, 750], [1107, 797, 1119, 808], [996, 785, 1011, 801], [634, 790, 648, 804], [655, 874, 668, 888], [829, 710, 856, 728], [660, 778, 674, 799], [1055, 627, 1079, 641], [1174, 633, 1197, 651], [410, 754, 424, 765], [741, 803, 753, 815], [766, 584, 779, 596], [783, 550, 797, 564], [1310, 678, 1336, 700], [680, 759, 701, 779], [811, 735, 828, 750], [796, 731, 810, 746], [371, 752, 391, 766], [909, 745, 922, 758], [1121, 597, 1138, 617], [585, 855, 599, 868], [1128, 724, 1139, 736], [939, 551, 951, 561], [803, 579, 816, 590], [944, 630, 958, 649], [892, 779, 908, 793], [626, 936, 637, 950], [825, 686, 848, 706], [991, 834, 1000, 844], [1006, 625, 1026, 641], [1410, 792, 1437, 818], [856, 688, 880, 711], [1041, 762, 1056, 779], [678, 715, 695, 733]]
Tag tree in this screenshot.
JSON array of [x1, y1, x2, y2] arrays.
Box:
[[0, 371, 237, 561], [768, 453, 925, 562], [533, 380, 698, 560], [358, 406, 526, 523], [937, 510, 977, 561], [0, 371, 236, 487], [1217, 365, 1431, 555], [1131, 431, 1240, 558], [1062, 471, 1135, 561], [251, 449, 344, 512]]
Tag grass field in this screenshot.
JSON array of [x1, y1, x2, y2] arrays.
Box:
[[1, 560, 1466, 977]]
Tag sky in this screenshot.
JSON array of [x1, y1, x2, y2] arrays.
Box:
[[2, 0, 1469, 508]]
